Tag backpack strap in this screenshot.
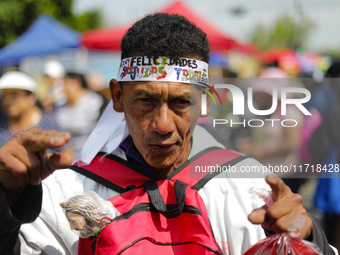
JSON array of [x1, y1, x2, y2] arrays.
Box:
[[70, 152, 155, 193], [166, 147, 247, 190], [70, 148, 247, 193]]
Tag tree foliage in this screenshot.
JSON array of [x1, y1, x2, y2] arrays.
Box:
[[0, 0, 102, 48], [249, 14, 315, 50]]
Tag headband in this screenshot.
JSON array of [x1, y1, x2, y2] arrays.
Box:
[[116, 56, 209, 86]]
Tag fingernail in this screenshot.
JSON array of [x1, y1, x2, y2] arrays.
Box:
[[52, 133, 65, 144]]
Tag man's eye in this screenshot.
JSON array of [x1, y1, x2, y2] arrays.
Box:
[[174, 99, 191, 106], [138, 98, 153, 103]]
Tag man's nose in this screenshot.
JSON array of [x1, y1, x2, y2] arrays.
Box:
[[151, 104, 175, 135]]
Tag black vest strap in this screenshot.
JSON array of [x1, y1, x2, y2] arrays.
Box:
[[70, 148, 247, 193]]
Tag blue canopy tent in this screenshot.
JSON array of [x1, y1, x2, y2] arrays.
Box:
[[0, 14, 80, 66]]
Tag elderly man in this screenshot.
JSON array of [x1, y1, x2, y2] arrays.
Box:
[[0, 13, 336, 255]]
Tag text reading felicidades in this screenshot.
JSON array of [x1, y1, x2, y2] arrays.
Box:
[[117, 56, 209, 85]]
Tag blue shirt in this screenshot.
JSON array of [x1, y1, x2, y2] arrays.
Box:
[[0, 111, 62, 151]]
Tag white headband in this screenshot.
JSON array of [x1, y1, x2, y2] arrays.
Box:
[[116, 56, 209, 86]]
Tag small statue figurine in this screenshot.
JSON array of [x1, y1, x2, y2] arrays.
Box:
[[60, 192, 120, 238]]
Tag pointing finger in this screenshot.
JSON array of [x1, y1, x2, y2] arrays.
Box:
[[265, 175, 291, 201], [15, 129, 71, 152]]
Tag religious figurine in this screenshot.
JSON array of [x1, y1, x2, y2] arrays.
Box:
[[60, 192, 120, 238]]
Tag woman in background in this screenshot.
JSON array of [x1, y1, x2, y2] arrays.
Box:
[[0, 71, 62, 150], [54, 72, 105, 160]]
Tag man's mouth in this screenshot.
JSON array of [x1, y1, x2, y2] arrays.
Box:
[[149, 143, 177, 153]]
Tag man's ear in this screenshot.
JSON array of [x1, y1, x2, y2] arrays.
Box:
[[109, 79, 124, 112], [200, 83, 214, 118]]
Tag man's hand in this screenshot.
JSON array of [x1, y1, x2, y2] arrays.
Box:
[[248, 176, 313, 239], [0, 128, 72, 204]]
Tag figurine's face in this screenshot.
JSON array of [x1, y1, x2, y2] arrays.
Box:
[[66, 211, 100, 238], [66, 211, 86, 231]]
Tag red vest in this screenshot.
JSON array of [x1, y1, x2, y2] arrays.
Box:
[[71, 148, 245, 255]]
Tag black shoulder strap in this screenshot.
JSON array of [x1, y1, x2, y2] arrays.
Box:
[[70, 152, 154, 193], [70, 148, 247, 193], [167, 147, 247, 190]]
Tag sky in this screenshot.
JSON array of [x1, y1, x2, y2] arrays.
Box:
[[73, 0, 340, 52]]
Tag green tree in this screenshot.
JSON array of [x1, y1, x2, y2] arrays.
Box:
[[0, 0, 102, 48], [249, 14, 315, 50]]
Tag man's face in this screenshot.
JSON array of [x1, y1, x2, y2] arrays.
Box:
[[62, 76, 79, 98], [111, 80, 203, 176]]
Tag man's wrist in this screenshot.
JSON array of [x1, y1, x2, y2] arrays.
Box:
[[263, 227, 313, 241], [2, 185, 26, 207]]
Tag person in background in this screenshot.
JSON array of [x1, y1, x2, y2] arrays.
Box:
[[85, 71, 110, 114], [301, 69, 336, 117], [309, 61, 340, 251], [236, 67, 305, 193], [54, 72, 105, 160], [0, 71, 61, 148], [86, 72, 111, 101], [42, 59, 66, 112]]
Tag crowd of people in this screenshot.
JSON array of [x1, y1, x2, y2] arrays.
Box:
[[0, 12, 338, 255], [0, 62, 107, 161]]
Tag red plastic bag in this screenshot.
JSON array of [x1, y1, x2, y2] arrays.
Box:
[[243, 230, 322, 255], [244, 188, 323, 255]]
